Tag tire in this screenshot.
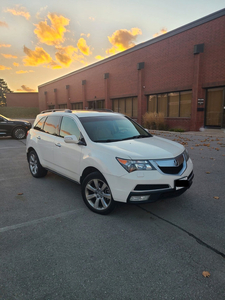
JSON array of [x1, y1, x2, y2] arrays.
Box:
[[28, 150, 48, 178], [12, 127, 26, 139], [81, 172, 116, 215]]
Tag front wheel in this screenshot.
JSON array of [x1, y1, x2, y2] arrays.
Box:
[[81, 172, 116, 215], [12, 127, 26, 139], [28, 150, 48, 178]]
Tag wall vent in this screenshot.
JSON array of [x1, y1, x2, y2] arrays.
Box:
[[137, 62, 145, 70], [194, 43, 204, 54]]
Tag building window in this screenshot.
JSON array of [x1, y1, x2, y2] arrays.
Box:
[[112, 97, 138, 118], [72, 102, 83, 109], [147, 91, 192, 118], [180, 91, 192, 117], [58, 104, 67, 109], [88, 100, 105, 109], [168, 92, 179, 117], [48, 105, 55, 109]]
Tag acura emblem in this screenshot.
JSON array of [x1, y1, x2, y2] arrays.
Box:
[[174, 159, 179, 167]]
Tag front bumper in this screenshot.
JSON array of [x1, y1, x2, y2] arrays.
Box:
[[127, 171, 194, 203], [105, 158, 194, 203]]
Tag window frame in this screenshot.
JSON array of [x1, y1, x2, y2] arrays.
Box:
[[112, 96, 138, 118], [147, 90, 192, 118]]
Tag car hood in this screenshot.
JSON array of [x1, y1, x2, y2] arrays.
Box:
[[8, 118, 31, 124], [99, 136, 184, 159]]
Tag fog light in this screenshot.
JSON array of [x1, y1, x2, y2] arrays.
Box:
[[130, 195, 150, 202]]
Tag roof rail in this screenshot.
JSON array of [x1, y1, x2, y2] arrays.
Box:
[[40, 109, 72, 114], [85, 108, 113, 112]]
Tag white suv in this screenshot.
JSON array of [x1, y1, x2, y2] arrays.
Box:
[[26, 110, 194, 214]]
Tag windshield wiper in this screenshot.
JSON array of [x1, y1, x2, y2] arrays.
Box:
[[120, 135, 150, 141], [94, 139, 121, 143]]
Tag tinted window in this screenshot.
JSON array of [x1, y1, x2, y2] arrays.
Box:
[[43, 116, 61, 135], [34, 116, 47, 131], [60, 117, 80, 139], [79, 115, 151, 142]]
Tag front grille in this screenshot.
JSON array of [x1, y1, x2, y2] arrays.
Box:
[[134, 184, 170, 191], [158, 164, 184, 175]]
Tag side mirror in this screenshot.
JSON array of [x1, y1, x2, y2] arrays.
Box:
[[64, 135, 79, 144]]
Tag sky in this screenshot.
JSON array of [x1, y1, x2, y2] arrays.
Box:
[[0, 0, 224, 92]]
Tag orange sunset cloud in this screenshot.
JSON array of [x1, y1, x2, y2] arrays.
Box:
[[17, 85, 36, 92], [106, 28, 142, 54], [5, 6, 30, 20], [16, 70, 34, 74], [0, 44, 11, 47], [0, 65, 12, 70], [0, 21, 8, 27], [23, 46, 52, 66], [77, 38, 92, 56], [55, 45, 78, 67], [153, 28, 168, 37], [1, 53, 17, 59], [34, 13, 70, 46]]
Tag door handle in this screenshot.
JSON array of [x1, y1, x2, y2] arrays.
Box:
[[37, 136, 41, 140], [55, 143, 61, 147]]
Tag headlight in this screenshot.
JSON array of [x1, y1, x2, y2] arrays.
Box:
[[184, 149, 189, 161], [116, 158, 154, 173]]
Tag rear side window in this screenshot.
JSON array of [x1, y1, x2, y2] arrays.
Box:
[[34, 116, 47, 131], [60, 116, 80, 139], [43, 116, 61, 136]]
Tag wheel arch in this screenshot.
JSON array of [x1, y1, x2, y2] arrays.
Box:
[[26, 147, 36, 162], [80, 166, 104, 184]]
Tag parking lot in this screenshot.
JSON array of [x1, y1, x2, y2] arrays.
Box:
[[0, 131, 225, 299]]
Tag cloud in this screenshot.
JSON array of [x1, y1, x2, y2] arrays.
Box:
[[55, 45, 85, 67], [13, 62, 19, 67], [95, 55, 105, 60], [0, 44, 11, 47], [1, 53, 17, 59], [23, 46, 52, 66], [80, 33, 90, 38], [5, 6, 30, 20], [77, 38, 92, 56], [0, 21, 8, 27], [106, 28, 142, 54], [36, 6, 48, 19], [48, 60, 62, 69], [0, 65, 12, 70], [153, 28, 167, 38], [16, 70, 34, 74], [17, 85, 36, 92], [34, 13, 70, 45]]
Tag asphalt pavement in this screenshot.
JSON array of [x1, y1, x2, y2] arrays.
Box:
[[0, 131, 225, 300]]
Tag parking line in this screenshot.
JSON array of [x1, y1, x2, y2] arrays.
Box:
[[0, 210, 78, 233]]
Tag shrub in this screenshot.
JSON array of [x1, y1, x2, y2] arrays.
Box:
[[143, 112, 168, 130]]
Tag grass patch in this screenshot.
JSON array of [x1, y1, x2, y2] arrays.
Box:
[[169, 128, 185, 132], [0, 107, 39, 119]]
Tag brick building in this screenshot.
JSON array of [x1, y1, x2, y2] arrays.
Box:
[[7, 92, 39, 108], [38, 9, 225, 131]]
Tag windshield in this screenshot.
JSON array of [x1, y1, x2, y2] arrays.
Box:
[[79, 115, 152, 143]]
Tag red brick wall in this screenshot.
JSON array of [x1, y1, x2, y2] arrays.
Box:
[[6, 93, 39, 108], [38, 13, 225, 130]]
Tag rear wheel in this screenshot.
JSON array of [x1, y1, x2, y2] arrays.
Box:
[[81, 172, 116, 214], [28, 150, 47, 178], [12, 127, 26, 139]]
